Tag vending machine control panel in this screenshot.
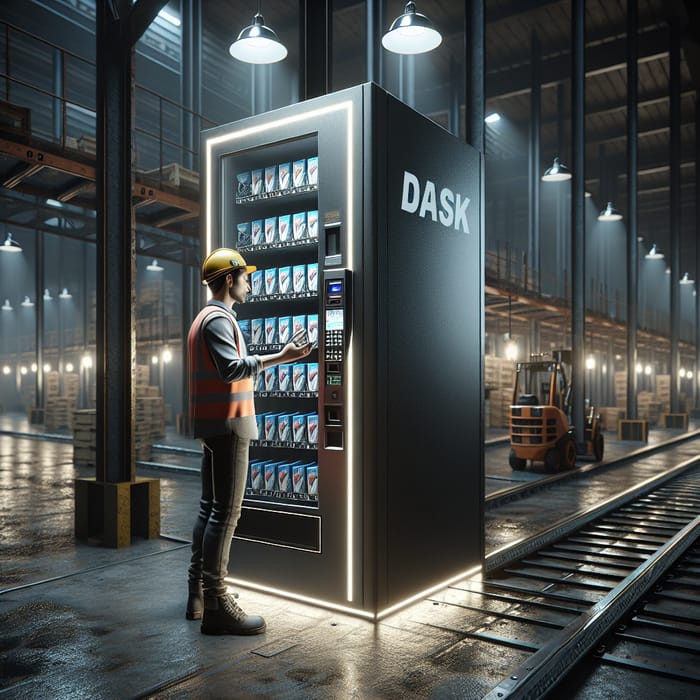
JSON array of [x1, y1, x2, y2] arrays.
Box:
[[322, 269, 351, 449]]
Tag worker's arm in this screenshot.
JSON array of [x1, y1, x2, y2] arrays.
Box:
[[203, 316, 259, 382]]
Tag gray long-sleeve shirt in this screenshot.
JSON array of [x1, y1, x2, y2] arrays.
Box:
[[198, 300, 261, 439]]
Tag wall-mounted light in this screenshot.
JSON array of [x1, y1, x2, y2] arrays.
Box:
[[382, 2, 442, 55], [31, 363, 37, 372], [229, 7, 287, 64], [151, 355, 159, 365], [680, 367, 686, 378], [81, 355, 93, 369], [644, 244, 664, 260], [542, 156, 572, 182], [644, 365, 652, 375], [147, 259, 164, 272], [1, 232, 22, 253], [162, 349, 173, 364], [635, 363, 643, 374], [598, 201, 623, 222], [484, 112, 501, 124], [585, 355, 595, 370]]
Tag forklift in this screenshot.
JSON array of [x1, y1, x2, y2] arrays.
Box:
[[508, 350, 604, 472]]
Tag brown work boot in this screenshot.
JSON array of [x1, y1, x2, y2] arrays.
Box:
[[186, 580, 203, 621], [201, 594, 266, 636]]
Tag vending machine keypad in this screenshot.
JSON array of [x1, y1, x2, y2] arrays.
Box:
[[325, 329, 344, 361]]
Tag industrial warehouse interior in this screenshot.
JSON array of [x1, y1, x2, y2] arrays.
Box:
[[1, 0, 700, 698]]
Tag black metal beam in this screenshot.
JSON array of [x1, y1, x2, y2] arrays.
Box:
[[128, 0, 166, 46], [571, 0, 586, 449], [528, 31, 541, 294], [670, 16, 682, 413], [299, 0, 332, 100], [626, 0, 639, 421], [466, 0, 485, 152], [95, 0, 135, 483]]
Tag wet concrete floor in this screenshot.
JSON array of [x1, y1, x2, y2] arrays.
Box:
[[1, 416, 698, 698]]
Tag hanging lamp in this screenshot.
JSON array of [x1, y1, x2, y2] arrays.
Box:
[[1, 232, 22, 253], [598, 201, 623, 221], [541, 156, 572, 182], [645, 244, 664, 260], [382, 2, 442, 54], [229, 4, 287, 64]]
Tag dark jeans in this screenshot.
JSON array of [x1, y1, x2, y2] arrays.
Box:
[[189, 432, 250, 598]]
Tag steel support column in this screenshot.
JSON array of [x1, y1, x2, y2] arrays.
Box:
[[669, 17, 681, 412], [465, 0, 484, 153], [696, 98, 700, 409], [626, 0, 639, 419], [34, 230, 43, 416], [366, 0, 382, 85], [571, 0, 586, 448], [299, 0, 332, 100], [181, 0, 201, 170], [529, 31, 541, 295], [95, 0, 135, 483]]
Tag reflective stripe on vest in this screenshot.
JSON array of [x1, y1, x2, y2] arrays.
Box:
[[187, 305, 255, 424]]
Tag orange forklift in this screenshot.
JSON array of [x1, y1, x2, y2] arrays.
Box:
[[508, 350, 604, 472]]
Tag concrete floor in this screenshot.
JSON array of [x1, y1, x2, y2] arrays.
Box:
[[1, 418, 698, 698]]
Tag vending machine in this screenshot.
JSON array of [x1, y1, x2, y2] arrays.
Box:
[[201, 83, 483, 618]]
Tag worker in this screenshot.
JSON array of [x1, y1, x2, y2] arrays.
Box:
[[186, 248, 312, 635]]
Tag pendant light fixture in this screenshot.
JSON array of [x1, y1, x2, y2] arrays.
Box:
[[597, 201, 623, 222], [21, 296, 34, 307], [1, 232, 22, 253], [147, 259, 164, 272], [229, 3, 287, 64], [2, 299, 13, 311], [645, 244, 664, 260], [541, 156, 572, 182], [680, 272, 694, 285], [382, 2, 442, 55]]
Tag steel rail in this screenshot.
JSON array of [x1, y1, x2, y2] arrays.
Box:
[[484, 510, 700, 698]]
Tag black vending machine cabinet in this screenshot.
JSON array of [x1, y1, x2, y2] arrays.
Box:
[[200, 83, 483, 618]]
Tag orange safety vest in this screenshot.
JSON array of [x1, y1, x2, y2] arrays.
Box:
[[188, 305, 255, 433]]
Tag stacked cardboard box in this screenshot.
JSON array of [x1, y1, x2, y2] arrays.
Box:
[[614, 371, 627, 409], [598, 406, 625, 432], [655, 374, 671, 413], [73, 409, 96, 467], [637, 391, 661, 424], [44, 371, 80, 429], [484, 356, 515, 391], [489, 388, 513, 428]]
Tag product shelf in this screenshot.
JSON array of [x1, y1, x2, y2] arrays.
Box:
[[236, 183, 318, 205]]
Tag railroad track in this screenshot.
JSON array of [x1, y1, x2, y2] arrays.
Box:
[[435, 458, 700, 698], [486, 428, 700, 508]]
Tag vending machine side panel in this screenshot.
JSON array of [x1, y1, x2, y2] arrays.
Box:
[[378, 93, 483, 609]]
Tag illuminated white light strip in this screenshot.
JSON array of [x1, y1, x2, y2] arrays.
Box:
[[376, 564, 483, 620], [345, 104, 354, 602], [225, 576, 375, 620], [226, 563, 482, 622]]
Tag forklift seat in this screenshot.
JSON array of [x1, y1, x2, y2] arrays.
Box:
[[517, 394, 539, 406]]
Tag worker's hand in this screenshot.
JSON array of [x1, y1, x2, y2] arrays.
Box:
[[284, 329, 314, 360]]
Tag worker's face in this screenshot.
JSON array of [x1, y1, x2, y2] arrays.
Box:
[[229, 271, 250, 304]]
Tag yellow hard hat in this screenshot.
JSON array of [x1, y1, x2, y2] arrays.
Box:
[[201, 248, 256, 286]]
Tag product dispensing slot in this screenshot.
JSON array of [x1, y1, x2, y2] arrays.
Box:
[[324, 223, 341, 265], [325, 406, 343, 425]]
